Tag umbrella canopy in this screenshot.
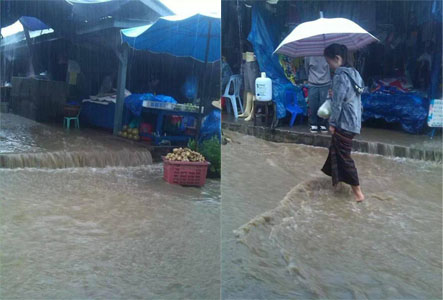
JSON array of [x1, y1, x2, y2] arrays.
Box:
[[121, 14, 221, 63], [274, 17, 378, 58]]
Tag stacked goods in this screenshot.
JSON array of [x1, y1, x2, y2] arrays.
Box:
[[165, 148, 205, 162], [118, 125, 140, 141]]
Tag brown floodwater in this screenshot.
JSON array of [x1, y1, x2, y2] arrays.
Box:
[[221, 130, 442, 299], [0, 113, 220, 299], [0, 113, 151, 166]]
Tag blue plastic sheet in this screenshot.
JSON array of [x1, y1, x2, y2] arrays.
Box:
[[124, 93, 177, 116], [200, 109, 221, 141], [181, 76, 198, 101], [362, 87, 429, 134], [121, 14, 221, 63], [155, 95, 176, 103], [19, 16, 50, 31], [248, 5, 291, 119]]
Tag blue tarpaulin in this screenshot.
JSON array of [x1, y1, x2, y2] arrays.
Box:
[[18, 16, 50, 31], [121, 14, 221, 63], [248, 5, 291, 119], [362, 87, 429, 134]]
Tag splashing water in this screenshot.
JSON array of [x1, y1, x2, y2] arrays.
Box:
[[0, 113, 220, 298], [222, 131, 442, 299]]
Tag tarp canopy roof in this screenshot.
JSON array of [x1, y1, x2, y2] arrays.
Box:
[[18, 16, 51, 31], [121, 14, 221, 63], [1, 0, 172, 35]]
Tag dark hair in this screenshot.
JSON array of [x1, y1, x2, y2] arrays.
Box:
[[324, 44, 350, 67]]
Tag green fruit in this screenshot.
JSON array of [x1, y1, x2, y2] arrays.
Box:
[[122, 132, 128, 138]]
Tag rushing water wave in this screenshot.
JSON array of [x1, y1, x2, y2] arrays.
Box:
[[0, 149, 153, 169], [1, 113, 220, 299], [222, 131, 442, 299]]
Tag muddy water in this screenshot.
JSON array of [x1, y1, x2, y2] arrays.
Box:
[[0, 113, 149, 155], [0, 149, 153, 168], [222, 131, 442, 299], [0, 113, 220, 299], [0, 166, 220, 299]]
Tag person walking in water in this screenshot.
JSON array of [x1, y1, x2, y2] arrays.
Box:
[[321, 44, 365, 202], [304, 56, 331, 133]]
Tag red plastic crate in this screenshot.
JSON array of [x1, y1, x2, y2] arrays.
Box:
[[162, 157, 210, 187]]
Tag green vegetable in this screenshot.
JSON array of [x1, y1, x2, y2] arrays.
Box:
[[188, 137, 220, 178], [187, 139, 197, 151]]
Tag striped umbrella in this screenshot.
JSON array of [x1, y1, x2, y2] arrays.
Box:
[[274, 16, 378, 58]]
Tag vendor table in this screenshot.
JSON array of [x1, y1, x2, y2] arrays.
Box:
[[141, 100, 199, 145]]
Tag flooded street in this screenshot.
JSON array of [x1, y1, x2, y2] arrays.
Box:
[[222, 130, 442, 299], [0, 113, 153, 168], [0, 114, 220, 299]]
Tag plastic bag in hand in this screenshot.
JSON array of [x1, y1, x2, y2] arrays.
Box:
[[317, 99, 331, 119]]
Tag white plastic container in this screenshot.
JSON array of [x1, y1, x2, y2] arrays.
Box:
[[255, 72, 272, 101]]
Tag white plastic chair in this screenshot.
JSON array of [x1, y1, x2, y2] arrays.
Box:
[[223, 75, 243, 119]]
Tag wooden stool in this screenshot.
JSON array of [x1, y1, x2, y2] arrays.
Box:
[[253, 100, 274, 127]]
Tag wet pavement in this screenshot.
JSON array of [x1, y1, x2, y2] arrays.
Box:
[[222, 114, 443, 155], [221, 130, 442, 299], [0, 113, 220, 299]]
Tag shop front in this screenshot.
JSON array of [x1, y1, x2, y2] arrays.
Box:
[[222, 0, 442, 134]]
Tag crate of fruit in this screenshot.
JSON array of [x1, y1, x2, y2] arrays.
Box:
[[162, 148, 210, 187]]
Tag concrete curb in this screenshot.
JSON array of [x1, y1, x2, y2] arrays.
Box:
[[222, 122, 442, 162]]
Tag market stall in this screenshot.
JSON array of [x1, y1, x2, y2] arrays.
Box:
[[122, 92, 200, 145], [222, 1, 442, 134], [115, 13, 221, 145], [1, 0, 172, 128]]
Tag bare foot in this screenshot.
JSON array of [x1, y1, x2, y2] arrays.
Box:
[[355, 192, 365, 202], [352, 185, 365, 202]]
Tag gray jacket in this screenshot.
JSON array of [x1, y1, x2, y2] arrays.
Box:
[[304, 56, 331, 86], [329, 67, 363, 134]]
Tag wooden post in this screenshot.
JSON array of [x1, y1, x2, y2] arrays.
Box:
[[113, 43, 129, 135]]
